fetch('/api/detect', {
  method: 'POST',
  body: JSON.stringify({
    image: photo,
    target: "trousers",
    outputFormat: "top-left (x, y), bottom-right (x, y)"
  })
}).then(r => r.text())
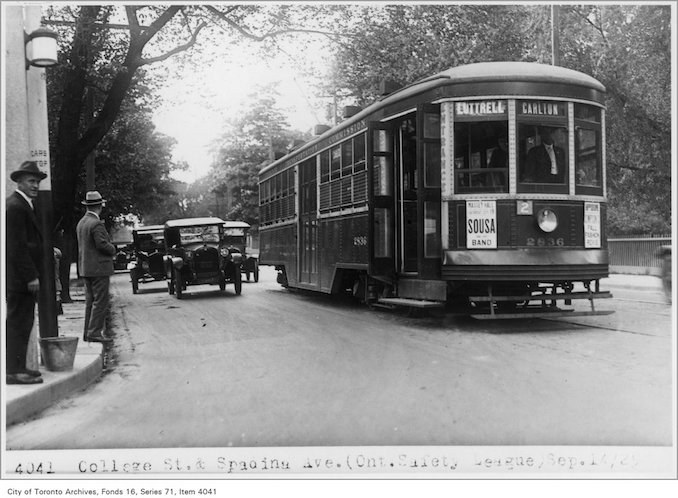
top-left (83, 276), bottom-right (110, 339)
top-left (5, 291), bottom-right (37, 374)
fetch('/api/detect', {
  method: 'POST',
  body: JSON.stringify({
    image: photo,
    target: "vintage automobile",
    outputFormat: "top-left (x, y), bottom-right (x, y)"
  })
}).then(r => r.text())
top-left (128, 225), bottom-right (166, 294)
top-left (114, 244), bottom-right (133, 271)
top-left (163, 217), bottom-right (243, 299)
top-left (223, 220), bottom-right (259, 282)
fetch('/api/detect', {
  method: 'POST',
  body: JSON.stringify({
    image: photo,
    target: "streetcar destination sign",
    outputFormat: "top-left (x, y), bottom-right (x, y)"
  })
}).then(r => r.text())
top-left (455, 100), bottom-right (507, 116)
top-left (518, 100), bottom-right (566, 117)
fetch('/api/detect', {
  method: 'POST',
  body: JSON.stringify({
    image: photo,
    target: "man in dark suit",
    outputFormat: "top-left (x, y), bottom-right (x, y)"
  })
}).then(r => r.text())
top-left (6, 161), bottom-right (47, 385)
top-left (523, 127), bottom-right (566, 183)
top-left (76, 191), bottom-right (116, 343)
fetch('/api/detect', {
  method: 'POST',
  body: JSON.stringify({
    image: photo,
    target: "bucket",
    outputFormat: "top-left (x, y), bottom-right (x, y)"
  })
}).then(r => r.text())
top-left (39, 336), bottom-right (79, 372)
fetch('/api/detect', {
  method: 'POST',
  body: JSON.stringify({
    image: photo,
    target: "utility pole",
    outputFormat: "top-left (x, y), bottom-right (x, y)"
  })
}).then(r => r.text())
top-left (25, 5), bottom-right (59, 339)
top-left (551, 5), bottom-right (561, 66)
top-left (86, 88), bottom-right (96, 190)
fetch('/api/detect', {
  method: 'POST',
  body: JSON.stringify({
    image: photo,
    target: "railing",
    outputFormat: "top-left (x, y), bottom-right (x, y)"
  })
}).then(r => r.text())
top-left (608, 236), bottom-right (671, 275)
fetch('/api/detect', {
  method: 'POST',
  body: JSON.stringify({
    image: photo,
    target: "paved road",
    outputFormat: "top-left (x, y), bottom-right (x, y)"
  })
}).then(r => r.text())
top-left (6, 267), bottom-right (673, 449)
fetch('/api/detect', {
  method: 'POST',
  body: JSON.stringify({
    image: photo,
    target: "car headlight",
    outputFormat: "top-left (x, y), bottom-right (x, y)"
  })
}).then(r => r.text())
top-left (537, 208), bottom-right (558, 233)
top-left (220, 247), bottom-right (230, 257)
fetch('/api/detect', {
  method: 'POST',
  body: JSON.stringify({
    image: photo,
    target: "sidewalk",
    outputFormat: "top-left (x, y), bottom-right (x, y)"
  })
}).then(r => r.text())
top-left (3, 271), bottom-right (667, 427)
top-left (5, 273), bottom-right (105, 427)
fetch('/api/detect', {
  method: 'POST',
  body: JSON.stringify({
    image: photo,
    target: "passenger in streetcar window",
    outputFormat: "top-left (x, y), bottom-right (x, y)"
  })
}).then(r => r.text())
top-left (523, 126), bottom-right (566, 183)
top-left (487, 133), bottom-right (508, 189)
top-left (488, 133), bottom-right (508, 169)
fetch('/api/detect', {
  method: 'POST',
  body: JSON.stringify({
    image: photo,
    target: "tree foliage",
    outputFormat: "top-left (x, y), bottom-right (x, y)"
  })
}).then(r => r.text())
top-left (208, 84), bottom-right (312, 228)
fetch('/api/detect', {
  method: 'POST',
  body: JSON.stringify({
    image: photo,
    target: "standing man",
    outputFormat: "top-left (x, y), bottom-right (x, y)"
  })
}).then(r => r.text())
top-left (6, 161), bottom-right (47, 385)
top-left (76, 191), bottom-right (115, 343)
top-left (522, 127), bottom-right (567, 184)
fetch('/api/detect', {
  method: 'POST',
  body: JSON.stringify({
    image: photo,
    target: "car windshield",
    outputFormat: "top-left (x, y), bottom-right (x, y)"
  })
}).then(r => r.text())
top-left (179, 225), bottom-right (220, 244)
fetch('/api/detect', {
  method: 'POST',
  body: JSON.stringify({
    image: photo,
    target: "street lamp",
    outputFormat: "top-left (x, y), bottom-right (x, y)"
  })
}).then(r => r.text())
top-left (25, 26), bottom-right (58, 68)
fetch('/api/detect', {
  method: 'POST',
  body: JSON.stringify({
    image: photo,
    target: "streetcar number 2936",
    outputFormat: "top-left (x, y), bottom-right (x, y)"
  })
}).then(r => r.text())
top-left (353, 236), bottom-right (368, 246)
top-left (526, 237), bottom-right (565, 246)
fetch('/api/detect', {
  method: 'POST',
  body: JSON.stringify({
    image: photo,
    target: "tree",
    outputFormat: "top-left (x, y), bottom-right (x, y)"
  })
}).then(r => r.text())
top-left (43, 4), bottom-right (346, 297)
top-left (556, 4), bottom-right (672, 234)
top-left (320, 4), bottom-right (528, 107)
top-left (208, 84), bottom-right (311, 228)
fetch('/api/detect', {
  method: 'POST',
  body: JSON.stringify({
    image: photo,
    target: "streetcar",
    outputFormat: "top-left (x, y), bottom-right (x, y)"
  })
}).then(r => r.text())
top-left (258, 61), bottom-right (613, 318)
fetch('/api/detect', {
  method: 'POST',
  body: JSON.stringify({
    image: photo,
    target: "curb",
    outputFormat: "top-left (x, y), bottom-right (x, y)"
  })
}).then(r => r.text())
top-left (6, 351), bottom-right (103, 426)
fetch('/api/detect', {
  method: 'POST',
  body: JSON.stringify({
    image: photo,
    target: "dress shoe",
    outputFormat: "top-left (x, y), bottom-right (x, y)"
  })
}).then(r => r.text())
top-left (87, 334), bottom-right (113, 344)
top-left (22, 368), bottom-right (42, 377)
top-left (7, 373), bottom-right (44, 385)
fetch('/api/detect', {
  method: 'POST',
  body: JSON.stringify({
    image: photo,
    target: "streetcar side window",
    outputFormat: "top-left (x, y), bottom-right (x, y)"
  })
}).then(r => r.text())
top-left (454, 121), bottom-right (509, 193)
top-left (574, 104), bottom-right (603, 195)
top-left (319, 132), bottom-right (369, 212)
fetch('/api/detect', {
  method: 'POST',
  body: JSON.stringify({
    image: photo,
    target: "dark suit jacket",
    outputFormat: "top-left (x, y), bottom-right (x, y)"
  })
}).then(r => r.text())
top-left (523, 144), bottom-right (566, 183)
top-left (6, 191), bottom-right (43, 292)
top-left (76, 212), bottom-right (116, 277)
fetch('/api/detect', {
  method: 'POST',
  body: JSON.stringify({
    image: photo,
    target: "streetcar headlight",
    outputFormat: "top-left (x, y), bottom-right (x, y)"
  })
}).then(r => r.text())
top-left (537, 208), bottom-right (558, 233)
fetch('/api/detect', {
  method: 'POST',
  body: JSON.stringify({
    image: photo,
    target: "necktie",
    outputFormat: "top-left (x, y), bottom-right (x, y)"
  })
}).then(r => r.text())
top-left (546, 145), bottom-right (557, 175)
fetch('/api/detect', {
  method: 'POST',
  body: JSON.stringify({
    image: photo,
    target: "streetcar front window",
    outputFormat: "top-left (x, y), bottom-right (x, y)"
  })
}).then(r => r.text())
top-left (454, 121), bottom-right (509, 193)
top-left (518, 124), bottom-right (569, 192)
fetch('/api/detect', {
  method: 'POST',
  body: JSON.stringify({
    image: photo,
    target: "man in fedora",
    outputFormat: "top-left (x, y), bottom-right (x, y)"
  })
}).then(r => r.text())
top-left (6, 161), bottom-right (47, 384)
top-left (76, 191), bottom-right (116, 343)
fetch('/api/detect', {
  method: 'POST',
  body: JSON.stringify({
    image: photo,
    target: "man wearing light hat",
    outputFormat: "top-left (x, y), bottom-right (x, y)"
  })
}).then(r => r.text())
top-left (76, 191), bottom-right (116, 343)
top-left (6, 161), bottom-right (47, 384)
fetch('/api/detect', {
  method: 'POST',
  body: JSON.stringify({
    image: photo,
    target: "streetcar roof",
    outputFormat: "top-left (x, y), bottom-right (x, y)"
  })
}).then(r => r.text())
top-left (165, 217), bottom-right (225, 228)
top-left (259, 61), bottom-right (605, 178)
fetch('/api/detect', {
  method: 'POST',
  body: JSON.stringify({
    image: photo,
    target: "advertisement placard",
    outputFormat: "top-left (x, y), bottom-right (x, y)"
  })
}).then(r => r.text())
top-left (466, 200), bottom-right (497, 249)
top-left (584, 202), bottom-right (601, 248)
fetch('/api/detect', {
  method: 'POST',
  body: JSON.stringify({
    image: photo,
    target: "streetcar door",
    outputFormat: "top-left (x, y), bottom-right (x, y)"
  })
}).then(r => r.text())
top-left (298, 158), bottom-right (318, 285)
top-left (395, 114), bottom-right (419, 274)
top-left (368, 122), bottom-right (396, 281)
top-left (417, 104), bottom-right (442, 279)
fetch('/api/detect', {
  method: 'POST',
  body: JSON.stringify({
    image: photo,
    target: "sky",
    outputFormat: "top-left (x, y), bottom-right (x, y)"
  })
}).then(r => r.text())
top-left (152, 26), bottom-right (331, 184)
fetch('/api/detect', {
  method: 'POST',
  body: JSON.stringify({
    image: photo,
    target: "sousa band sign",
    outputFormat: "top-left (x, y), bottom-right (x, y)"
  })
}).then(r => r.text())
top-left (466, 200), bottom-right (497, 249)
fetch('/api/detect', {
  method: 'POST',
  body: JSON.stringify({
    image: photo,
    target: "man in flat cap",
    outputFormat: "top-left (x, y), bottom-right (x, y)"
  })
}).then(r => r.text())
top-left (76, 191), bottom-right (116, 343)
top-left (6, 161), bottom-right (47, 384)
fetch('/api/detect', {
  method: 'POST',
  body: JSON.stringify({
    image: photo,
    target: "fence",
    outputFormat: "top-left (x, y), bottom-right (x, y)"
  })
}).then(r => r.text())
top-left (608, 236), bottom-right (671, 275)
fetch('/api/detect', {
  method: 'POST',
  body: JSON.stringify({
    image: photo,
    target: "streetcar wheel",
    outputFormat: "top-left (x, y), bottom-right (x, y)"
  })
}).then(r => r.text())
top-left (174, 268), bottom-right (183, 299)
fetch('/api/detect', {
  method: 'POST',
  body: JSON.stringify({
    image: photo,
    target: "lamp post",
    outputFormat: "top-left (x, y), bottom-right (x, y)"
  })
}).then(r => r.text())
top-left (24, 6), bottom-right (59, 339)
